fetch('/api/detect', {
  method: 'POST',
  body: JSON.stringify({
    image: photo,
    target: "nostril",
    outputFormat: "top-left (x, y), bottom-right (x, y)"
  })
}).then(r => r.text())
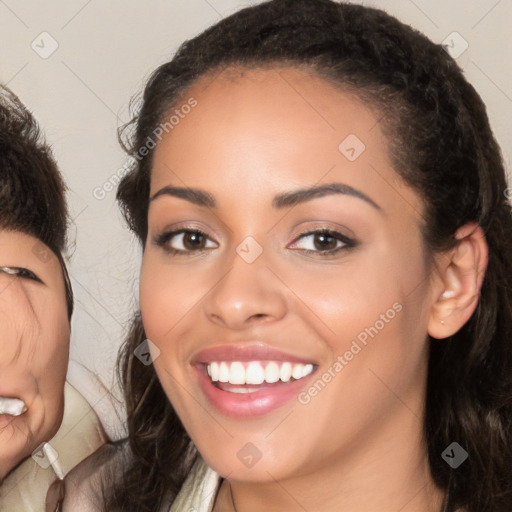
top-left (250, 313), bottom-right (267, 320)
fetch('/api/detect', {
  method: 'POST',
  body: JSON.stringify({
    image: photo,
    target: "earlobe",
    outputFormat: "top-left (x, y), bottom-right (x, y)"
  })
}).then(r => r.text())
top-left (427, 223), bottom-right (488, 340)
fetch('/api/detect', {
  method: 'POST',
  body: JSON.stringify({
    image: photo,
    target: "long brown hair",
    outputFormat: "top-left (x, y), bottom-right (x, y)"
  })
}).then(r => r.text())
top-left (109, 1), bottom-right (512, 510)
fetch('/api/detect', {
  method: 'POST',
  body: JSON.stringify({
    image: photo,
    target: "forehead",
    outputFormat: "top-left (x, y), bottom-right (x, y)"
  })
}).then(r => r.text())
top-left (154, 69), bottom-right (376, 170)
top-left (0, 230), bottom-right (64, 283)
top-left (150, 66), bottom-right (423, 218)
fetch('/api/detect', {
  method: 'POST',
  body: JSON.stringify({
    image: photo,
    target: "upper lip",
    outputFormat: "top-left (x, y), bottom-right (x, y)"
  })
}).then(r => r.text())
top-left (191, 342), bottom-right (317, 365)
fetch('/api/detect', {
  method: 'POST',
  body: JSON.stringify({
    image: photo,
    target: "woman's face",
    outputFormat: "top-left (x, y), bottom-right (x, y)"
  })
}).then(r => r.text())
top-left (0, 231), bottom-right (69, 480)
top-left (141, 67), bottom-right (438, 483)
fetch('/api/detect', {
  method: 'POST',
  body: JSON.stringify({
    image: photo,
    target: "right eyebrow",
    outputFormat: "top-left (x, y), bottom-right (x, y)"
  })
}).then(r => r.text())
top-left (150, 186), bottom-right (216, 208)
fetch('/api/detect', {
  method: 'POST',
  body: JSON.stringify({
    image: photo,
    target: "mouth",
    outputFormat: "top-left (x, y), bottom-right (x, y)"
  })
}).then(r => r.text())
top-left (0, 397), bottom-right (28, 428)
top-left (206, 361), bottom-right (314, 390)
top-left (191, 345), bottom-right (317, 417)
top-left (0, 397), bottom-right (27, 416)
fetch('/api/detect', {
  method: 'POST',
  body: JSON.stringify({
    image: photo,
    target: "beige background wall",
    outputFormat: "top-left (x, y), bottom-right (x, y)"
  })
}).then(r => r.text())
top-left (0, 0), bottom-right (510, 439)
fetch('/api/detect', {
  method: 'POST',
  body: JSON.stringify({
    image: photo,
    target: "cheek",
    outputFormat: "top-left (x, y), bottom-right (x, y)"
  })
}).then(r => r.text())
top-left (37, 317), bottom-right (70, 385)
top-left (140, 252), bottom-right (209, 341)
top-left (278, 250), bottom-right (413, 338)
top-left (140, 255), bottom-right (175, 340)
top-left (285, 239), bottom-right (430, 379)
top-left (24, 297), bottom-right (70, 439)
top-left (31, 295), bottom-right (70, 385)
top-left (140, 260), bottom-right (191, 410)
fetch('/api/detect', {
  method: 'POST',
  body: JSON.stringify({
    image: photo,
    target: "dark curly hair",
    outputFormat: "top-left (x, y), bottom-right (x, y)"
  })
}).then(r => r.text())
top-left (0, 84), bottom-right (73, 317)
top-left (108, 1), bottom-right (512, 510)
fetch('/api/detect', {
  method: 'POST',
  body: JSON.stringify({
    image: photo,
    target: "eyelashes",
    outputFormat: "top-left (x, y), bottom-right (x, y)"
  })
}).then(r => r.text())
top-left (153, 227), bottom-right (356, 258)
top-left (288, 228), bottom-right (356, 254)
top-left (0, 266), bottom-right (43, 283)
top-left (153, 229), bottom-right (215, 255)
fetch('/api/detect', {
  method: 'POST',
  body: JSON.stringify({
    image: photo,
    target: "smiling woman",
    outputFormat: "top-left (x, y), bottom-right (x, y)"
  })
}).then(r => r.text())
top-left (63, 1), bottom-right (512, 511)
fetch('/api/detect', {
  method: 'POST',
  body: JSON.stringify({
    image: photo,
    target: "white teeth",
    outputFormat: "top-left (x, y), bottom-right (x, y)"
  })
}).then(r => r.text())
top-left (302, 364), bottom-right (314, 378)
top-left (206, 361), bottom-right (314, 385)
top-left (246, 362), bottom-right (265, 385)
top-left (219, 362), bottom-right (229, 383)
top-left (226, 387), bottom-right (260, 394)
top-left (229, 362), bottom-right (246, 385)
top-left (210, 362), bottom-right (219, 382)
top-left (280, 362), bottom-right (292, 382)
top-left (265, 362), bottom-right (280, 383)
top-left (0, 397), bottom-right (27, 416)
top-left (292, 364), bottom-right (304, 380)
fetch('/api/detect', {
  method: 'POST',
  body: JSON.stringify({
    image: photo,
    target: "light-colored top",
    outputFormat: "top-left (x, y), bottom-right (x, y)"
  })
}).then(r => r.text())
top-left (0, 382), bottom-right (106, 512)
top-left (169, 458), bottom-right (221, 512)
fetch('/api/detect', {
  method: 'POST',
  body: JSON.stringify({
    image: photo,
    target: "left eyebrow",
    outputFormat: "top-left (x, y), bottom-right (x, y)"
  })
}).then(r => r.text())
top-left (272, 182), bottom-right (381, 211)
top-left (150, 182), bottom-right (381, 211)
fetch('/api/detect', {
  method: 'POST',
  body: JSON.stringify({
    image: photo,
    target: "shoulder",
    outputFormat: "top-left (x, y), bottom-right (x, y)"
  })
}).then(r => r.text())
top-left (169, 458), bottom-right (221, 512)
top-left (49, 442), bottom-right (126, 512)
top-left (1, 381), bottom-right (107, 512)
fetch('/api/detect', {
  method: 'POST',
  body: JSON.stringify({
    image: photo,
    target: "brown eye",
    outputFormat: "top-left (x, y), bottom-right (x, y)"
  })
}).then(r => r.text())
top-left (154, 229), bottom-right (217, 255)
top-left (312, 233), bottom-right (338, 251)
top-left (289, 229), bottom-right (355, 256)
top-left (182, 232), bottom-right (207, 250)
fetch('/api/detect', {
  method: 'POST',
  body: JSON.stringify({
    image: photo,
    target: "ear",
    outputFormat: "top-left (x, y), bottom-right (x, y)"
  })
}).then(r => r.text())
top-left (428, 223), bottom-right (488, 339)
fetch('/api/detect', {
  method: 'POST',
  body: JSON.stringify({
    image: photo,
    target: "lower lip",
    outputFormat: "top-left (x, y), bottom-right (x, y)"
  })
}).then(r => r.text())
top-left (0, 414), bottom-right (21, 428)
top-left (195, 366), bottom-right (314, 418)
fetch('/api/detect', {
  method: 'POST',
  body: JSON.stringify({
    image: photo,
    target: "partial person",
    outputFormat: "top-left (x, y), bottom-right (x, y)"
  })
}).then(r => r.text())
top-left (0, 85), bottom-right (105, 512)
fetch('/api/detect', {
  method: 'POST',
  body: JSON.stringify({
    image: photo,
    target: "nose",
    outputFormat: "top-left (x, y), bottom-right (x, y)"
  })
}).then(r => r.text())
top-left (202, 244), bottom-right (287, 330)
